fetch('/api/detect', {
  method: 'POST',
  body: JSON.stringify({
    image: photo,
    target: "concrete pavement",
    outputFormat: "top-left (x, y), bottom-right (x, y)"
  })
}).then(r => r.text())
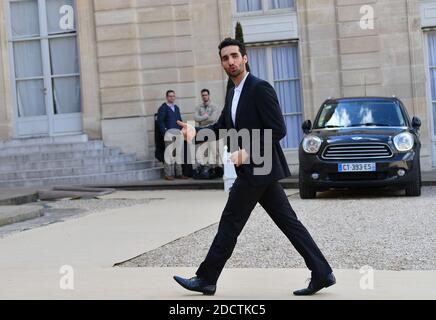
top-left (0, 190), bottom-right (226, 269)
top-left (3, 267), bottom-right (436, 300)
top-left (0, 190), bottom-right (435, 300)
top-left (0, 205), bottom-right (44, 227)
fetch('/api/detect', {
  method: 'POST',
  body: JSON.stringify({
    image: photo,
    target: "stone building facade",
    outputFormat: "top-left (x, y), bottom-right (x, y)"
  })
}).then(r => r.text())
top-left (1, 0), bottom-right (436, 171)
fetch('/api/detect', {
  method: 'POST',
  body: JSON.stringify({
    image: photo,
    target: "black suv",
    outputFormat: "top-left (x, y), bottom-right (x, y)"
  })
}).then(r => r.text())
top-left (298, 97), bottom-right (422, 199)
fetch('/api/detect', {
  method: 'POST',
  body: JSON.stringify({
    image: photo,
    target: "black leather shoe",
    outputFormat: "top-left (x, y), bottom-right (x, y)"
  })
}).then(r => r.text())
top-left (293, 273), bottom-right (336, 296)
top-left (173, 276), bottom-right (216, 295)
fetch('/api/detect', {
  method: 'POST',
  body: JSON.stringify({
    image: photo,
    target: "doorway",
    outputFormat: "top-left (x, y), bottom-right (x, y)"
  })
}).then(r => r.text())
top-left (6, 0), bottom-right (82, 137)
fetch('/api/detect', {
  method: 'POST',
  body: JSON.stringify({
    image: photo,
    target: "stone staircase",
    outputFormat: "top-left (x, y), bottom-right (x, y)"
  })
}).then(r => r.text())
top-left (0, 134), bottom-right (163, 188)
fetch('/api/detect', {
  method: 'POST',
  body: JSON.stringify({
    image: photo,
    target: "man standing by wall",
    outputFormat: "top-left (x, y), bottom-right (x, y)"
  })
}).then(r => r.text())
top-left (157, 90), bottom-right (188, 181)
top-left (194, 89), bottom-right (221, 176)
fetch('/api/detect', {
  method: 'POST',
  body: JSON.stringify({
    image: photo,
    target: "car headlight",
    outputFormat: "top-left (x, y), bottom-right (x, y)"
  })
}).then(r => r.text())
top-left (302, 135), bottom-right (322, 154)
top-left (393, 132), bottom-right (414, 152)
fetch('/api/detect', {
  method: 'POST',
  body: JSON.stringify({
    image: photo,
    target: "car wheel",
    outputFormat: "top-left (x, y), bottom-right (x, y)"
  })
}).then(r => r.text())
top-left (405, 163), bottom-right (421, 197)
top-left (299, 172), bottom-right (317, 199)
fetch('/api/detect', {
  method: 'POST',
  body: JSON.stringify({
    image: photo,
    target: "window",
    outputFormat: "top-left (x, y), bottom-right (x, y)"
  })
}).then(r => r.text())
top-left (268, 0), bottom-right (294, 9)
top-left (8, 0), bottom-right (80, 118)
top-left (236, 0), bottom-right (262, 12)
top-left (316, 101), bottom-right (407, 129)
top-left (248, 44), bottom-right (303, 149)
top-left (236, 0), bottom-right (294, 12)
top-left (428, 32), bottom-right (436, 136)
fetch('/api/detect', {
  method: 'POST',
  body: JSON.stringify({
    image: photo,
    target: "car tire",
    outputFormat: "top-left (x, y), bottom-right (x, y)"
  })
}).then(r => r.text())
top-left (299, 172), bottom-right (317, 199)
top-left (405, 163), bottom-right (421, 197)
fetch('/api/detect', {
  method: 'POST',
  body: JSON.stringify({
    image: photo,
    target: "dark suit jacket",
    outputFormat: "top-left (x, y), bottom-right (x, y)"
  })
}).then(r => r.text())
top-left (198, 73), bottom-right (291, 186)
top-left (157, 103), bottom-right (183, 134)
top-left (154, 113), bottom-right (165, 163)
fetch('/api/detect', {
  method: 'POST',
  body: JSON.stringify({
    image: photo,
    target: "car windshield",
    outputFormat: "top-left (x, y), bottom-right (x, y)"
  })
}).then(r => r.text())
top-left (316, 100), bottom-right (407, 128)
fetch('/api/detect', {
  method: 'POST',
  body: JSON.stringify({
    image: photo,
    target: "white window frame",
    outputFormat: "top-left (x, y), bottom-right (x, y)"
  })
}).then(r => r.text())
top-left (5, 0), bottom-right (82, 137)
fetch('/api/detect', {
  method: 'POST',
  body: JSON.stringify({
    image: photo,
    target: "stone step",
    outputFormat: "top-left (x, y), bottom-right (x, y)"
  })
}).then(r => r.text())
top-left (0, 161), bottom-right (157, 180)
top-left (0, 154), bottom-right (137, 172)
top-left (0, 147), bottom-right (123, 163)
top-left (0, 134), bottom-right (88, 148)
top-left (0, 167), bottom-right (163, 188)
top-left (0, 141), bottom-right (104, 156)
top-left (0, 205), bottom-right (44, 227)
top-left (0, 189), bottom-right (39, 206)
top-left (38, 186), bottom-right (116, 201)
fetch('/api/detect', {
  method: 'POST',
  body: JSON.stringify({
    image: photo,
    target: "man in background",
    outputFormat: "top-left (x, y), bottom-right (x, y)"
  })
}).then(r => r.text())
top-left (194, 89), bottom-right (222, 178)
top-left (157, 90), bottom-right (188, 181)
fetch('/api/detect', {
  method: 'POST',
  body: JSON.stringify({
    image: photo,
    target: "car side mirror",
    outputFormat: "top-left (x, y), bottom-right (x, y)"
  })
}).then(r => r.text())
top-left (412, 117), bottom-right (421, 130)
top-left (302, 120), bottom-right (312, 134)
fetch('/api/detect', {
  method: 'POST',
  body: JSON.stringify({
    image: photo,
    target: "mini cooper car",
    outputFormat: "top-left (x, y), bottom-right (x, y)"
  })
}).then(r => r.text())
top-left (298, 97), bottom-right (422, 199)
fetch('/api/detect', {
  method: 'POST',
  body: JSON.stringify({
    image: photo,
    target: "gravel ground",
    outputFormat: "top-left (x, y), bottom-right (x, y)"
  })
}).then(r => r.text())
top-left (119, 187), bottom-right (436, 271)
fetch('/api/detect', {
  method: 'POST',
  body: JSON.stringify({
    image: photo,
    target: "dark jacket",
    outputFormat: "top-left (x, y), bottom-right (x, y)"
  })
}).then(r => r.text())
top-left (154, 113), bottom-right (165, 163)
top-left (157, 103), bottom-right (183, 134)
top-left (197, 73), bottom-right (291, 187)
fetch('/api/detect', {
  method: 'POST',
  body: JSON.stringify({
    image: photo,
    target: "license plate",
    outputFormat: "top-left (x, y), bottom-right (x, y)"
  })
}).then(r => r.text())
top-left (338, 163), bottom-right (376, 172)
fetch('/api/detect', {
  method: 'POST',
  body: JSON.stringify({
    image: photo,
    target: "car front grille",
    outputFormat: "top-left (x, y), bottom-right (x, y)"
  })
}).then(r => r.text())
top-left (322, 143), bottom-right (393, 160)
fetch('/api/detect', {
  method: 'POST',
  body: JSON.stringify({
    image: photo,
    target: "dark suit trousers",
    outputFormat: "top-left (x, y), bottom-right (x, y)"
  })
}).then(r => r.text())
top-left (196, 177), bottom-right (333, 284)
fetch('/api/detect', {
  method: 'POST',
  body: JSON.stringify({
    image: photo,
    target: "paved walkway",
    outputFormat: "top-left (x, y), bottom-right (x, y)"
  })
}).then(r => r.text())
top-left (0, 190), bottom-right (435, 299)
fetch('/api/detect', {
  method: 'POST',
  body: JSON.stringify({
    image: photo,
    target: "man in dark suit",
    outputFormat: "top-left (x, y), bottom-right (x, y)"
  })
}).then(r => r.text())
top-left (174, 38), bottom-right (335, 296)
top-left (157, 90), bottom-right (188, 181)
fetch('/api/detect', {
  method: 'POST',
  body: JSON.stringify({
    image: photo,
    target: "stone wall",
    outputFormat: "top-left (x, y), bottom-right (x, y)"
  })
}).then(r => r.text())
top-left (297, 0), bottom-right (432, 170)
top-left (94, 0), bottom-right (230, 160)
top-left (0, 0), bottom-right (434, 168)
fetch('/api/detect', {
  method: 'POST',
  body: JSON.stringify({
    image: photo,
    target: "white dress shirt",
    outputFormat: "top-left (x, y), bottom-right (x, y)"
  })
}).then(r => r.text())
top-left (231, 72), bottom-right (250, 126)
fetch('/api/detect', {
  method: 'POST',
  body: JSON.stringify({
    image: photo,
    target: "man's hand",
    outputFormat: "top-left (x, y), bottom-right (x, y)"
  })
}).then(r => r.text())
top-left (230, 149), bottom-right (249, 167)
top-left (177, 121), bottom-right (196, 142)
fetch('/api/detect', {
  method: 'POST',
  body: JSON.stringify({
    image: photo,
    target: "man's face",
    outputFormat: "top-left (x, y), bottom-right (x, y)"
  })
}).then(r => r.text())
top-left (220, 45), bottom-right (248, 78)
top-left (167, 92), bottom-right (176, 104)
top-left (201, 92), bottom-right (210, 103)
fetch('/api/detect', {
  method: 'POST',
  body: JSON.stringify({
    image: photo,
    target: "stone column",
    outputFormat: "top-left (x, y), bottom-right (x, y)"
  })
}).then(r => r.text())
top-left (0, 0), bottom-right (13, 140)
top-left (76, 0), bottom-right (103, 140)
top-left (297, 0), bottom-right (342, 120)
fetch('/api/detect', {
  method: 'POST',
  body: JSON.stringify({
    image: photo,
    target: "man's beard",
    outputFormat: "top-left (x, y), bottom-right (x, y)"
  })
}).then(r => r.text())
top-left (226, 69), bottom-right (242, 79)
top-left (226, 69), bottom-right (241, 78)
top-left (226, 62), bottom-right (245, 79)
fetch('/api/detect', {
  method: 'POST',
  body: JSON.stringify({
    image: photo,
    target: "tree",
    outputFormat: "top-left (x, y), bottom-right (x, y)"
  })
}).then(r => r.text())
top-left (226, 22), bottom-right (250, 92)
